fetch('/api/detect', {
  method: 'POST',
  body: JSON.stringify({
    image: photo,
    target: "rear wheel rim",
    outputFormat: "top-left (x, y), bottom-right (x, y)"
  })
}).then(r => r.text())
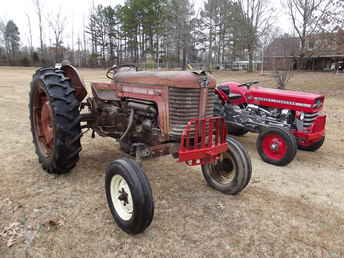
top-left (32, 85), bottom-right (54, 157)
top-left (208, 152), bottom-right (237, 185)
top-left (261, 133), bottom-right (287, 161)
top-left (110, 175), bottom-right (134, 221)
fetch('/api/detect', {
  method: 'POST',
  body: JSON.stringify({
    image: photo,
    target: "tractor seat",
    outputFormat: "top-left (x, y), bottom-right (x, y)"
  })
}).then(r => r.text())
top-left (217, 85), bottom-right (230, 94)
top-left (217, 85), bottom-right (242, 100)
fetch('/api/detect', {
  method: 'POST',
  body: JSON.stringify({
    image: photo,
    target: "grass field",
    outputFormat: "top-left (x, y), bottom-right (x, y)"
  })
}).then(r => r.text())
top-left (0, 67), bottom-right (344, 257)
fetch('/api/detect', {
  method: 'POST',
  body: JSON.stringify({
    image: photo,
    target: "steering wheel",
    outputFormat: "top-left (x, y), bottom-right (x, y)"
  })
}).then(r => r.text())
top-left (106, 64), bottom-right (138, 80)
top-left (238, 81), bottom-right (259, 88)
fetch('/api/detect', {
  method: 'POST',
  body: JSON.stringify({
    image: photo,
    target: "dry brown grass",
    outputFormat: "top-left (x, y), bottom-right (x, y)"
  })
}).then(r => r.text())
top-left (0, 67), bottom-right (344, 257)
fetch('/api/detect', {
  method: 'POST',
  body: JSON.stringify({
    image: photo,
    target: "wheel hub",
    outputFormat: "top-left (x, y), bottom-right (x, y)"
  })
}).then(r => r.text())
top-left (118, 188), bottom-right (129, 206)
top-left (209, 152), bottom-right (236, 184)
top-left (270, 142), bottom-right (280, 152)
top-left (110, 175), bottom-right (133, 221)
top-left (262, 133), bottom-right (288, 161)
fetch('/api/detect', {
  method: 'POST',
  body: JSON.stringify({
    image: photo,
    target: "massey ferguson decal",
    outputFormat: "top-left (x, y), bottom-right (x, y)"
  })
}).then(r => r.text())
top-left (122, 86), bottom-right (161, 96)
top-left (254, 97), bottom-right (312, 108)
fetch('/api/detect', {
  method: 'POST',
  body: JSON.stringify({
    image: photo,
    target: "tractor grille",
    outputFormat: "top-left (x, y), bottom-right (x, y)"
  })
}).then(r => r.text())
top-left (169, 88), bottom-right (215, 136)
top-left (304, 112), bottom-right (319, 127)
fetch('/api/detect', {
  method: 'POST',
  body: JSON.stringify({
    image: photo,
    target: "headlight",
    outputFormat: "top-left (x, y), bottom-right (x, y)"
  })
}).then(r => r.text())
top-left (296, 111), bottom-right (304, 120)
top-left (313, 99), bottom-right (322, 108)
top-left (300, 112), bottom-right (304, 120)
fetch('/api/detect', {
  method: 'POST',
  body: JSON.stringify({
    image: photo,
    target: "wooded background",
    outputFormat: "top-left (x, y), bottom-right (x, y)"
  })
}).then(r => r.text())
top-left (0, 0), bottom-right (343, 71)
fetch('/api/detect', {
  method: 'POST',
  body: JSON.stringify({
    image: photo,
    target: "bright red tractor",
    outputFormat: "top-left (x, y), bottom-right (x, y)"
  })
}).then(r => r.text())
top-left (29, 64), bottom-right (252, 234)
top-left (215, 81), bottom-right (326, 166)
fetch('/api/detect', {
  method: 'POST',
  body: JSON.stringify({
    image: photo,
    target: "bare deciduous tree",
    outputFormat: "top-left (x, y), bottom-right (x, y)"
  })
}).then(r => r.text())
top-left (260, 26), bottom-right (282, 74)
top-left (48, 8), bottom-right (66, 62)
top-left (33, 0), bottom-right (44, 56)
top-left (285, 0), bottom-right (334, 67)
top-left (237, 0), bottom-right (274, 72)
top-left (26, 13), bottom-right (33, 55)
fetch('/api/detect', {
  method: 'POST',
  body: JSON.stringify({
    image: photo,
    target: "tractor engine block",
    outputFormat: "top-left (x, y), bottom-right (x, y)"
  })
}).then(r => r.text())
top-left (222, 102), bottom-right (294, 131)
top-left (91, 98), bottom-right (159, 148)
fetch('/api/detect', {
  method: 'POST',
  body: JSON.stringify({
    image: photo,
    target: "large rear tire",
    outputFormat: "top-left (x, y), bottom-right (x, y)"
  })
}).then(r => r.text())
top-left (105, 158), bottom-right (154, 234)
top-left (298, 136), bottom-right (325, 151)
top-left (257, 127), bottom-right (297, 166)
top-left (29, 68), bottom-right (82, 174)
top-left (201, 137), bottom-right (252, 195)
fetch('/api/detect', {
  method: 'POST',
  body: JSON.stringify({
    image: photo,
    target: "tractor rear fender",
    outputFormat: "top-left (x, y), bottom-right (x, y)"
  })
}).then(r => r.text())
top-left (61, 65), bottom-right (88, 102)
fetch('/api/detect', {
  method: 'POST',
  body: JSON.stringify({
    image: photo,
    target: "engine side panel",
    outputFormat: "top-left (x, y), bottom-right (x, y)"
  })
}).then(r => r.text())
top-left (91, 82), bottom-right (170, 139)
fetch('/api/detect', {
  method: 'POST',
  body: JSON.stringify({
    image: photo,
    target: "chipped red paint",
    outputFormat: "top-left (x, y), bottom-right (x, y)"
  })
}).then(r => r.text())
top-left (90, 70), bottom-right (227, 165)
top-left (91, 71), bottom-right (216, 137)
top-left (113, 71), bottom-right (216, 89)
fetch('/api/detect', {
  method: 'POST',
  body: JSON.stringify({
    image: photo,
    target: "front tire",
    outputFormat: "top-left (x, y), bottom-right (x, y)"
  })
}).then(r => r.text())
top-left (298, 136), bottom-right (325, 151)
top-left (201, 137), bottom-right (252, 195)
top-left (257, 127), bottom-right (297, 166)
top-left (29, 68), bottom-right (82, 174)
top-left (105, 158), bottom-right (154, 234)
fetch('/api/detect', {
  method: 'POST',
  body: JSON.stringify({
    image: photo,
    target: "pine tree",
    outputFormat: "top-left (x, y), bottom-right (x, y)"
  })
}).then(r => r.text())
top-left (4, 20), bottom-right (20, 63)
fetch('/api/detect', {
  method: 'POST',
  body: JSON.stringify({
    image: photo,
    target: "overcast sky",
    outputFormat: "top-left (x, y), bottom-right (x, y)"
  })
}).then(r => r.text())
top-left (0, 0), bottom-right (292, 48)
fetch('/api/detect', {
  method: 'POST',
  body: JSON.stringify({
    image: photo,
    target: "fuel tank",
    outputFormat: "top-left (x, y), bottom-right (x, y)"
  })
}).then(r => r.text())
top-left (113, 71), bottom-right (216, 89)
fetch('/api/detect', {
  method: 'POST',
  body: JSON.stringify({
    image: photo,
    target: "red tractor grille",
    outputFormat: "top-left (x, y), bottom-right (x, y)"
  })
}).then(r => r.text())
top-left (303, 112), bottom-right (319, 128)
top-left (178, 117), bottom-right (228, 166)
top-left (312, 115), bottom-right (326, 133)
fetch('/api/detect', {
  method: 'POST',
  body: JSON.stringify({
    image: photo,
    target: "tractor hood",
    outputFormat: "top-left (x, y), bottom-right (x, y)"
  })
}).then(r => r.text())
top-left (248, 87), bottom-right (325, 112)
top-left (113, 71), bottom-right (216, 89)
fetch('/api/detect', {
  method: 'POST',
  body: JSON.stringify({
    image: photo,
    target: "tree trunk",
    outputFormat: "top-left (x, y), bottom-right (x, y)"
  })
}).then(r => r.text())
top-left (248, 48), bottom-right (253, 72)
top-left (208, 28), bottom-right (213, 70)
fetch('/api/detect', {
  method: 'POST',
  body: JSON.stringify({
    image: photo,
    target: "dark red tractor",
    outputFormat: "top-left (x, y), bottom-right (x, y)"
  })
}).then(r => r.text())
top-left (29, 64), bottom-right (251, 234)
top-left (214, 81), bottom-right (326, 166)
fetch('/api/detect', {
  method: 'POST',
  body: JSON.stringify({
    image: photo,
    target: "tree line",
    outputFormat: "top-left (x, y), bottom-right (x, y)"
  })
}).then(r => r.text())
top-left (0, 0), bottom-right (343, 71)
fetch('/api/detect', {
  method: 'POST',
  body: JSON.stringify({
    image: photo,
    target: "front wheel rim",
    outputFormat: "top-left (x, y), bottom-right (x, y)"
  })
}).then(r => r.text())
top-left (110, 175), bottom-right (134, 221)
top-left (208, 152), bottom-right (237, 185)
top-left (261, 133), bottom-right (287, 161)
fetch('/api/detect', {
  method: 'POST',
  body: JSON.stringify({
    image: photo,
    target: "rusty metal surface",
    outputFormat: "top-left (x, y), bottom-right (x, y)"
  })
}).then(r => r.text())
top-left (113, 71), bottom-right (216, 89)
top-left (169, 88), bottom-right (215, 136)
top-left (90, 70), bottom-right (217, 140)
top-left (91, 83), bottom-right (119, 101)
top-left (116, 84), bottom-right (171, 137)
top-left (62, 65), bottom-right (88, 101)
top-left (149, 143), bottom-right (176, 157)
top-left (32, 84), bottom-right (54, 155)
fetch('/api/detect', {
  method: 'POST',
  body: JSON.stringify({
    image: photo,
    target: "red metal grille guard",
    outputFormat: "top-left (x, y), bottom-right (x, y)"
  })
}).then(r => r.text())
top-left (178, 117), bottom-right (228, 166)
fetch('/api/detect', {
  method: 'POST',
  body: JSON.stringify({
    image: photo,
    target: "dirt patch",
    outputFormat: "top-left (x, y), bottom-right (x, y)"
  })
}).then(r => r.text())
top-left (0, 67), bottom-right (344, 257)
